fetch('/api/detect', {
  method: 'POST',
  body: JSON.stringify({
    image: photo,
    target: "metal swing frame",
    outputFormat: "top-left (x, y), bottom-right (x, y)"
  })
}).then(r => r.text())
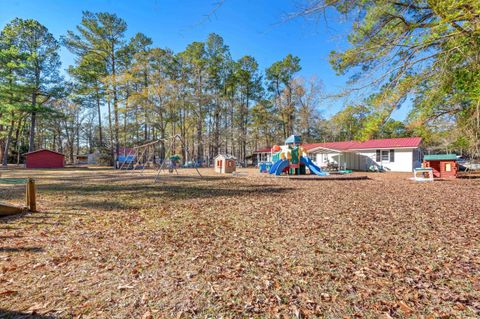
top-left (118, 134), bottom-right (202, 181)
top-left (154, 134), bottom-right (202, 182)
top-left (119, 140), bottom-right (159, 173)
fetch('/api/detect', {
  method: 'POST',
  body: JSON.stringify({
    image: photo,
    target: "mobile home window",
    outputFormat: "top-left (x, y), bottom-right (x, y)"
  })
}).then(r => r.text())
top-left (317, 154), bottom-right (327, 163)
top-left (376, 150), bottom-right (381, 162)
top-left (389, 149), bottom-right (395, 162)
top-left (381, 150), bottom-right (389, 161)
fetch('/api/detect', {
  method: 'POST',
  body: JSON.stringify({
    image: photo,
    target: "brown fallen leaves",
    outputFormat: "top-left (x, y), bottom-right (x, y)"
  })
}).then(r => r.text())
top-left (0, 168), bottom-right (479, 318)
top-left (398, 300), bottom-right (414, 315)
top-left (0, 290), bottom-right (17, 296)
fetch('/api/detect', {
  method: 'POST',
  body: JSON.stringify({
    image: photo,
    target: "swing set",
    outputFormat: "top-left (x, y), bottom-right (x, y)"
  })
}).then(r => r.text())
top-left (118, 134), bottom-right (202, 181)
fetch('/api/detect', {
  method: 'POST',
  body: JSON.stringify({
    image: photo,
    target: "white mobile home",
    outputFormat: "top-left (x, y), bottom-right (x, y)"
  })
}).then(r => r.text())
top-left (304, 137), bottom-right (423, 172)
top-left (251, 147), bottom-right (272, 166)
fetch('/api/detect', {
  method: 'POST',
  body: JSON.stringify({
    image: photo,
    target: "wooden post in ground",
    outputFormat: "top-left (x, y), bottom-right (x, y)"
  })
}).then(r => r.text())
top-left (25, 179), bottom-right (29, 210)
top-left (26, 178), bottom-right (36, 212)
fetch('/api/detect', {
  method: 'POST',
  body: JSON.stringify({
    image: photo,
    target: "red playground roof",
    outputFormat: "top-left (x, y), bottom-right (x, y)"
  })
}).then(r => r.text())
top-left (253, 147), bottom-right (272, 153)
top-left (303, 141), bottom-right (359, 151)
top-left (350, 137), bottom-right (422, 149)
top-left (254, 137), bottom-right (422, 154)
top-left (305, 137), bottom-right (422, 151)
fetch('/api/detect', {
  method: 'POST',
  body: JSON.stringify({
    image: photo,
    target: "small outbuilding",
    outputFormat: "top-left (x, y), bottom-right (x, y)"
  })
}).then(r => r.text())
top-left (214, 154), bottom-right (236, 174)
top-left (423, 154), bottom-right (457, 178)
top-left (24, 149), bottom-right (65, 169)
top-left (87, 153), bottom-right (98, 165)
top-left (74, 155), bottom-right (89, 165)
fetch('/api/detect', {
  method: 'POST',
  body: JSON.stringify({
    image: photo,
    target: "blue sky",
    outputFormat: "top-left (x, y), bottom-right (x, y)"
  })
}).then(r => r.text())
top-left (0, 0), bottom-right (409, 119)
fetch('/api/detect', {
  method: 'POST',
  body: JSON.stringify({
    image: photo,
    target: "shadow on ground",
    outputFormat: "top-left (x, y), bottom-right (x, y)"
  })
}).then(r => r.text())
top-left (458, 175), bottom-right (480, 179)
top-left (1, 170), bottom-right (295, 220)
top-left (43, 180), bottom-right (293, 198)
top-left (0, 309), bottom-right (57, 319)
top-left (58, 183), bottom-right (295, 211)
top-left (0, 247), bottom-right (44, 253)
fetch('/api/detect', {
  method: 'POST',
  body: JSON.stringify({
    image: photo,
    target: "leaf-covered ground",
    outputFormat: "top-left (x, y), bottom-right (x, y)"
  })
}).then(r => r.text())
top-left (0, 168), bottom-right (479, 318)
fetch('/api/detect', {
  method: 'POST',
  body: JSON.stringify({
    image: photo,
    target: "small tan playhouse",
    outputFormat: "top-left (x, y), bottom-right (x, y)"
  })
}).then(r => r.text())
top-left (215, 154), bottom-right (236, 174)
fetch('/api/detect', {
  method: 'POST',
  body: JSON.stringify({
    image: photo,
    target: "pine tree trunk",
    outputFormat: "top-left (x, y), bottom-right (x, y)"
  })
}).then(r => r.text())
top-left (28, 111), bottom-right (36, 152)
top-left (124, 89), bottom-right (129, 148)
top-left (2, 116), bottom-right (15, 166)
top-left (16, 118), bottom-right (26, 166)
top-left (29, 68), bottom-right (40, 152)
top-left (111, 52), bottom-right (120, 158)
top-left (96, 89), bottom-right (103, 146)
top-left (196, 75), bottom-right (203, 163)
top-left (107, 98), bottom-right (114, 154)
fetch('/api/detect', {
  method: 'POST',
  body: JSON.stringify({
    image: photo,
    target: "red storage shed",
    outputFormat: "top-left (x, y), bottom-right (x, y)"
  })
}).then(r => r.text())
top-left (423, 154), bottom-right (457, 178)
top-left (24, 149), bottom-right (65, 169)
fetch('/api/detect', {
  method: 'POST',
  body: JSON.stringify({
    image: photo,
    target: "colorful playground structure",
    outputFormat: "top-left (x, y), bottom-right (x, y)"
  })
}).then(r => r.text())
top-left (260, 135), bottom-right (328, 176)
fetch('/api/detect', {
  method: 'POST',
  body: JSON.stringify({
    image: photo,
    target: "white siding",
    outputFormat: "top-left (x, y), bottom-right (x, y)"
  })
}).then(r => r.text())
top-left (353, 149), bottom-right (413, 172)
top-left (310, 148), bottom-right (419, 172)
top-left (315, 153), bottom-right (329, 167)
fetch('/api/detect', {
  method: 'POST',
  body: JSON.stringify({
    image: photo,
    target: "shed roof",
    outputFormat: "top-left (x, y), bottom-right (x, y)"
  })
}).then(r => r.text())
top-left (424, 154), bottom-right (457, 161)
top-left (23, 149), bottom-right (65, 157)
top-left (215, 154), bottom-right (236, 160)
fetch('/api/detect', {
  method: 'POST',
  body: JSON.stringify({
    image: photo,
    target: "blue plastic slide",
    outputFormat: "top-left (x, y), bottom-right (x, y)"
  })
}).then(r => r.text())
top-left (274, 160), bottom-right (290, 176)
top-left (300, 156), bottom-right (328, 176)
top-left (268, 160), bottom-right (284, 174)
top-left (269, 159), bottom-right (281, 174)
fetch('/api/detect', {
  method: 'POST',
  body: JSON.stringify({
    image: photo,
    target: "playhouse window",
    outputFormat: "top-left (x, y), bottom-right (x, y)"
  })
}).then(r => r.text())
top-left (445, 163), bottom-right (451, 171)
top-left (389, 149), bottom-right (395, 162)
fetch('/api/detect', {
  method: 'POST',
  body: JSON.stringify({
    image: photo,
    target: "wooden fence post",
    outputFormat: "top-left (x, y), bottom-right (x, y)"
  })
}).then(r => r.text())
top-left (25, 180), bottom-right (29, 209)
top-left (26, 178), bottom-right (36, 212)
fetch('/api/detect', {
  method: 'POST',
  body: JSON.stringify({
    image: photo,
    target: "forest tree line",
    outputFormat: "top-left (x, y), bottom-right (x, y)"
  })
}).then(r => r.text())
top-left (1, 5), bottom-right (478, 166)
top-left (295, 0), bottom-right (479, 157)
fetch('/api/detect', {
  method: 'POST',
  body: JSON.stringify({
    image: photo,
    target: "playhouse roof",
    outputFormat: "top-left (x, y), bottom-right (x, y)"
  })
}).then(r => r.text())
top-left (424, 154), bottom-right (457, 161)
top-left (215, 154), bottom-right (236, 160)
